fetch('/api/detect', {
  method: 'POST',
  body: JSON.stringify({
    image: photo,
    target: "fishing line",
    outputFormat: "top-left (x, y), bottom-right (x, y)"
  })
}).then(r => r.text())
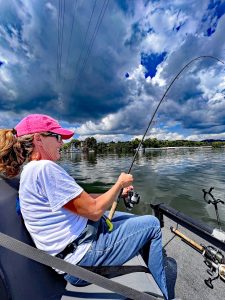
top-left (75, 0), bottom-right (109, 83)
top-left (57, 0), bottom-right (65, 82)
top-left (64, 0), bottom-right (78, 73)
top-left (108, 55), bottom-right (225, 221)
top-left (74, 0), bottom-right (98, 81)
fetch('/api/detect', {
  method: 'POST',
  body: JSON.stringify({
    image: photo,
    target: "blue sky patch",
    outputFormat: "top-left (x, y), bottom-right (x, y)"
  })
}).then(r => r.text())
top-left (173, 21), bottom-right (185, 32)
top-left (204, 0), bottom-right (225, 36)
top-left (115, 0), bottom-right (135, 15)
top-left (141, 52), bottom-right (167, 78)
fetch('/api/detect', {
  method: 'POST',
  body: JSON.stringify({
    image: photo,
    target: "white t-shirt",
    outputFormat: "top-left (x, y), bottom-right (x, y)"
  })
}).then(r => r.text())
top-left (19, 160), bottom-right (91, 273)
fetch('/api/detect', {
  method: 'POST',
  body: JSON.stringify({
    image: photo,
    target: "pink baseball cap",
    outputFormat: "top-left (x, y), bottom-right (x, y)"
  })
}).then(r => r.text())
top-left (15, 114), bottom-right (74, 140)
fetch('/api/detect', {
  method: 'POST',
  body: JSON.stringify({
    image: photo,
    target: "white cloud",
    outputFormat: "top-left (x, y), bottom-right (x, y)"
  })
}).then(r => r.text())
top-left (133, 127), bottom-right (184, 141)
top-left (79, 133), bottom-right (131, 143)
top-left (0, 0), bottom-right (225, 141)
top-left (186, 132), bottom-right (225, 141)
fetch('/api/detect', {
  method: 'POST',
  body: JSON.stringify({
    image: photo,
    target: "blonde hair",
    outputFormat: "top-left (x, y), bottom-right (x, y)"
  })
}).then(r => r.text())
top-left (0, 129), bottom-right (34, 178)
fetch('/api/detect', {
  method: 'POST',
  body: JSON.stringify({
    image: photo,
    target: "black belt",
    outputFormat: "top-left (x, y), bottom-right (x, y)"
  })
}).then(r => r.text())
top-left (56, 219), bottom-right (100, 260)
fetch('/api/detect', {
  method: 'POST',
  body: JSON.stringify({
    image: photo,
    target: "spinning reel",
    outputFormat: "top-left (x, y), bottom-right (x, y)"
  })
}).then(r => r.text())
top-left (123, 190), bottom-right (140, 210)
top-left (203, 245), bottom-right (225, 288)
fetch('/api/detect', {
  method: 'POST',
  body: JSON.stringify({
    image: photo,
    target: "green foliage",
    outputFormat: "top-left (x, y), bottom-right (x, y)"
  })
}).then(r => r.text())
top-left (62, 138), bottom-right (80, 151)
top-left (212, 142), bottom-right (223, 148)
top-left (62, 137), bottom-right (222, 153)
top-left (83, 137), bottom-right (97, 150)
top-left (97, 142), bottom-right (107, 152)
top-left (71, 139), bottom-right (81, 147)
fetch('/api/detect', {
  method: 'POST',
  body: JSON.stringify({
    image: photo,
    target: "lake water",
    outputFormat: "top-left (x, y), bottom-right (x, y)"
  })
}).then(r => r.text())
top-left (59, 148), bottom-right (225, 230)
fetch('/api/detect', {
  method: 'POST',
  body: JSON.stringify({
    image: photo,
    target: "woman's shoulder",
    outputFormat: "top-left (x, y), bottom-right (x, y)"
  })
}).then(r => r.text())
top-left (38, 160), bottom-right (58, 167)
top-left (36, 160), bottom-right (63, 173)
top-left (23, 160), bottom-right (59, 173)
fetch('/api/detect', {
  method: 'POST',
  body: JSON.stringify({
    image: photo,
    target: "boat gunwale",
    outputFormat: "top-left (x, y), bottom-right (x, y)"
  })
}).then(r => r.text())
top-left (151, 203), bottom-right (225, 252)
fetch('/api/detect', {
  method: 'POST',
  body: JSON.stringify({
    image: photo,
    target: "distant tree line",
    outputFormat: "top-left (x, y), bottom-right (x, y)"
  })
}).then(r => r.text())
top-left (62, 137), bottom-right (225, 153)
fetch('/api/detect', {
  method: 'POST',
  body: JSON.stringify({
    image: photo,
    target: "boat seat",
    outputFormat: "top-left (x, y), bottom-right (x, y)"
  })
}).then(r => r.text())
top-left (0, 177), bottom-right (66, 300)
top-left (0, 178), bottom-right (163, 300)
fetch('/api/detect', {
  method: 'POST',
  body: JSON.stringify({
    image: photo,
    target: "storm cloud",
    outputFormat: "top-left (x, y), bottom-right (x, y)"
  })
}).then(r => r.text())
top-left (0, 0), bottom-right (225, 141)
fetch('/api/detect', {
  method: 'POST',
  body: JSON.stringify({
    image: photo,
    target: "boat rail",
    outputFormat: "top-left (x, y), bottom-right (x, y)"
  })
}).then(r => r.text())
top-left (151, 203), bottom-right (225, 252)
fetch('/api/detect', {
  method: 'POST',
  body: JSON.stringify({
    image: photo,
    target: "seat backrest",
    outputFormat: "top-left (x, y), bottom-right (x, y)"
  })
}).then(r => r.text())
top-left (0, 178), bottom-right (66, 300)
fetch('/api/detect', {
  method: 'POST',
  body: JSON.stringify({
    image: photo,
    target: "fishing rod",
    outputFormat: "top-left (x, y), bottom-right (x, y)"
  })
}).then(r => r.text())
top-left (171, 226), bottom-right (225, 288)
top-left (107, 55), bottom-right (225, 225)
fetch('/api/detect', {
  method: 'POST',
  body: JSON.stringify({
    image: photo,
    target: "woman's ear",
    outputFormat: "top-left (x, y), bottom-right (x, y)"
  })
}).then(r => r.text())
top-left (33, 133), bottom-right (42, 146)
top-left (31, 134), bottom-right (42, 160)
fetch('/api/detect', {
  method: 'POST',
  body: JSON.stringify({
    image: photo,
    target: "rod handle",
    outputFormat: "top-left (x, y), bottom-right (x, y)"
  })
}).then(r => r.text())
top-left (171, 227), bottom-right (204, 252)
top-left (108, 188), bottom-right (123, 221)
top-left (108, 201), bottom-right (118, 221)
top-left (102, 215), bottom-right (114, 231)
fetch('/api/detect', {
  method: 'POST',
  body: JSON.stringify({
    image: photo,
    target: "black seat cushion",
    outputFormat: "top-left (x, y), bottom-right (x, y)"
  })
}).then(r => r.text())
top-left (0, 178), bottom-right (66, 300)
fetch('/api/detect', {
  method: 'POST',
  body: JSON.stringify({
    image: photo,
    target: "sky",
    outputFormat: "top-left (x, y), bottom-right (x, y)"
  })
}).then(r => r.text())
top-left (0, 0), bottom-right (225, 142)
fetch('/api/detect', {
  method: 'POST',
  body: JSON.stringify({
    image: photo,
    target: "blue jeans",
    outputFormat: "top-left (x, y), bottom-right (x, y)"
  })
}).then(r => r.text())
top-left (64, 212), bottom-right (168, 300)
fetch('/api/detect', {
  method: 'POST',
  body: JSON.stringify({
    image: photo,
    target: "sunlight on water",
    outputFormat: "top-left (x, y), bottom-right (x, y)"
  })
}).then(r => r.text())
top-left (59, 148), bottom-right (225, 230)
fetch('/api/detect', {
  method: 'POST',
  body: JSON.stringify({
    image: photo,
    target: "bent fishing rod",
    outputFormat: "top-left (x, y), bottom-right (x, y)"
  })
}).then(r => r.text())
top-left (106, 55), bottom-right (225, 226)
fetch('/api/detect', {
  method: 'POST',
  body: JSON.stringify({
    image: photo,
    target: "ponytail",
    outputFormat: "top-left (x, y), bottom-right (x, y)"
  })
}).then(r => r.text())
top-left (0, 129), bottom-right (34, 178)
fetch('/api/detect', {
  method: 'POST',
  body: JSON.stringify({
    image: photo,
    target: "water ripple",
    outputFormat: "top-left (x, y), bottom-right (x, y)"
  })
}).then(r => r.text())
top-left (59, 148), bottom-right (225, 229)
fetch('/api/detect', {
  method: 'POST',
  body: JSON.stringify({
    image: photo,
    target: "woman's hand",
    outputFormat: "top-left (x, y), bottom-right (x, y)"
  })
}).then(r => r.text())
top-left (117, 172), bottom-right (133, 189)
top-left (122, 185), bottom-right (134, 198)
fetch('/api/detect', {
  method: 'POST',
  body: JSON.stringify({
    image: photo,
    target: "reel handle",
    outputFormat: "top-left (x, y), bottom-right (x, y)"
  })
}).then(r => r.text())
top-left (204, 278), bottom-right (214, 289)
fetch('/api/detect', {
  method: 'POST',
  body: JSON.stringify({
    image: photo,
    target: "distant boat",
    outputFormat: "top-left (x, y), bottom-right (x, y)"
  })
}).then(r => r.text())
top-left (135, 145), bottom-right (145, 152)
top-left (64, 148), bottom-right (81, 153)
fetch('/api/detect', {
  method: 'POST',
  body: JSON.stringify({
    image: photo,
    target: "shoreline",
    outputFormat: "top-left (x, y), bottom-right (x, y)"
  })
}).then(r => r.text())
top-left (63, 145), bottom-right (225, 154)
top-left (144, 146), bottom-right (213, 150)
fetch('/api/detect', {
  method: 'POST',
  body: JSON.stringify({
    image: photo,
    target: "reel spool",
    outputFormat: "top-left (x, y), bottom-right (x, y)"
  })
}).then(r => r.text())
top-left (123, 190), bottom-right (140, 210)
